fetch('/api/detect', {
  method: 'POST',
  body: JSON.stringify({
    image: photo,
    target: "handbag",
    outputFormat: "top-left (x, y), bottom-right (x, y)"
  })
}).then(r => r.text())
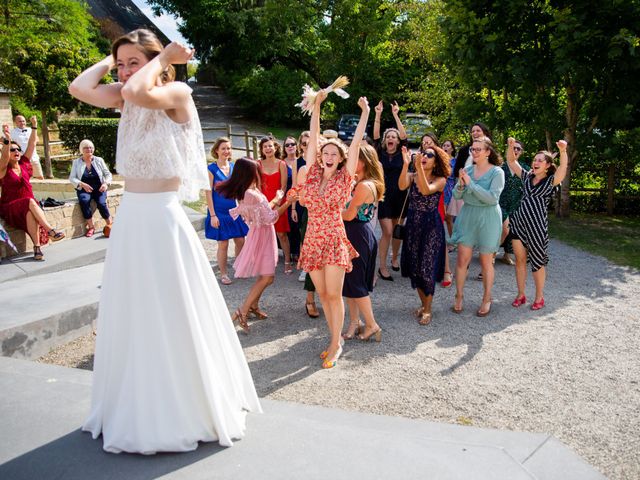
top-left (392, 189), bottom-right (410, 240)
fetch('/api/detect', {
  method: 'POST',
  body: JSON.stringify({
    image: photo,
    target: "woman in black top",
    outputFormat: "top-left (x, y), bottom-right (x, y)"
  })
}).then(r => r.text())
top-left (372, 100), bottom-right (408, 280)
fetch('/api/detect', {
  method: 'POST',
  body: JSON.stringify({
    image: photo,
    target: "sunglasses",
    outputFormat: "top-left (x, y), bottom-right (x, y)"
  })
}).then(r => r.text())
top-left (424, 152), bottom-right (435, 158)
top-left (513, 146), bottom-right (523, 152)
top-left (284, 143), bottom-right (296, 148)
top-left (10, 147), bottom-right (21, 152)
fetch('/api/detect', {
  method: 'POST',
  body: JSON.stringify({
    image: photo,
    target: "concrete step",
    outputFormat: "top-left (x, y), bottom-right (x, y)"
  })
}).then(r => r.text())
top-left (0, 263), bottom-right (103, 359)
top-left (0, 357), bottom-right (605, 480)
top-left (0, 205), bottom-right (204, 284)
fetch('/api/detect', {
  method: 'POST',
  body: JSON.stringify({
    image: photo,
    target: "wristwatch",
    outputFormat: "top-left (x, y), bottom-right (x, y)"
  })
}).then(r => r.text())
top-left (2, 138), bottom-right (9, 145)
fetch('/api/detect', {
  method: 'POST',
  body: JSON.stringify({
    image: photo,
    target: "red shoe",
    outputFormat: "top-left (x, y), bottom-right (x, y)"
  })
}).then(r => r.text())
top-left (531, 298), bottom-right (545, 310)
top-left (85, 227), bottom-right (95, 238)
top-left (511, 295), bottom-right (526, 307)
top-left (441, 271), bottom-right (453, 288)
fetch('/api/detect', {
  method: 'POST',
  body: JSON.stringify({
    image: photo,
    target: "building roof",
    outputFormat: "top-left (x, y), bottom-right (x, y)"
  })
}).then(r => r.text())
top-left (84, 0), bottom-right (171, 44)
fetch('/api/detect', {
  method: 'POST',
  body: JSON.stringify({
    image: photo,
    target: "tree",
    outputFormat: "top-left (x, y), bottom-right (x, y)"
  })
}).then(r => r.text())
top-left (0, 0), bottom-right (104, 177)
top-left (439, 0), bottom-right (640, 216)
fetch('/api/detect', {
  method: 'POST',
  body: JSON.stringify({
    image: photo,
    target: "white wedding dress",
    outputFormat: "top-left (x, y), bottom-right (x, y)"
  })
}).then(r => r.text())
top-left (82, 92), bottom-right (262, 454)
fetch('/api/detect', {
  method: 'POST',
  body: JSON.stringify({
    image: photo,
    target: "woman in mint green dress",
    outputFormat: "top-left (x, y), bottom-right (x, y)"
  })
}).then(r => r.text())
top-left (450, 138), bottom-right (504, 317)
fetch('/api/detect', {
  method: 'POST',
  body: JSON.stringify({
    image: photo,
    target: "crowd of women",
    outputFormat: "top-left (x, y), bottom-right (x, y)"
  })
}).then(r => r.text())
top-left (204, 95), bottom-right (568, 367)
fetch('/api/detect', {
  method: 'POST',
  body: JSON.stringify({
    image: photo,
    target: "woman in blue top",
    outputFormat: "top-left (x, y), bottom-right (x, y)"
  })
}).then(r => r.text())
top-left (205, 137), bottom-right (249, 285)
top-left (450, 138), bottom-right (505, 317)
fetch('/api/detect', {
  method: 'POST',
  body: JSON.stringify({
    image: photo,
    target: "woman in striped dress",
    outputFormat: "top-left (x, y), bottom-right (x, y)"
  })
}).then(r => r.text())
top-left (507, 138), bottom-right (568, 310)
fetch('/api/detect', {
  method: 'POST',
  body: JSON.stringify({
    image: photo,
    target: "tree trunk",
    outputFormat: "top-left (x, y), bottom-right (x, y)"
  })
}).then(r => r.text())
top-left (40, 109), bottom-right (52, 178)
top-left (545, 129), bottom-right (552, 152)
top-left (607, 164), bottom-right (615, 215)
top-left (559, 85), bottom-right (579, 218)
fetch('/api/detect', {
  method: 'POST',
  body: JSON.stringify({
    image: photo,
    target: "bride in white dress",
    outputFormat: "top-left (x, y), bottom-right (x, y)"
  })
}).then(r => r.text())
top-left (69, 29), bottom-right (261, 454)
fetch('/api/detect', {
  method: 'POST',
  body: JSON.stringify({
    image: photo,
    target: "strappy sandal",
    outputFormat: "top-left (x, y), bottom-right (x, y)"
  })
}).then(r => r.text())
top-left (231, 309), bottom-right (250, 334)
top-left (248, 305), bottom-right (268, 319)
top-left (451, 293), bottom-right (464, 314)
top-left (85, 227), bottom-right (95, 238)
top-left (342, 320), bottom-right (363, 340)
top-left (476, 299), bottom-right (492, 317)
top-left (47, 229), bottom-right (65, 242)
top-left (220, 274), bottom-right (233, 285)
top-left (358, 326), bottom-right (382, 342)
top-left (284, 262), bottom-right (293, 274)
top-left (33, 246), bottom-right (44, 261)
top-left (418, 312), bottom-right (432, 326)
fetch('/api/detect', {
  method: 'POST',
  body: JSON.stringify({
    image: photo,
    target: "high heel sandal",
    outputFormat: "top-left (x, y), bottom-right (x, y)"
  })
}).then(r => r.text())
top-left (284, 262), bottom-right (293, 274)
top-left (320, 339), bottom-right (343, 360)
top-left (418, 312), bottom-right (432, 326)
top-left (248, 306), bottom-right (268, 319)
top-left (33, 246), bottom-right (44, 261)
top-left (441, 271), bottom-right (453, 288)
top-left (358, 326), bottom-right (382, 342)
top-left (512, 295), bottom-right (526, 308)
top-left (531, 297), bottom-right (545, 310)
top-left (47, 229), bottom-right (65, 242)
top-left (391, 258), bottom-right (400, 272)
top-left (476, 299), bottom-right (492, 317)
top-left (322, 344), bottom-right (343, 369)
top-left (305, 301), bottom-right (320, 318)
top-left (342, 320), bottom-right (363, 340)
top-left (231, 309), bottom-right (250, 334)
top-left (451, 294), bottom-right (464, 314)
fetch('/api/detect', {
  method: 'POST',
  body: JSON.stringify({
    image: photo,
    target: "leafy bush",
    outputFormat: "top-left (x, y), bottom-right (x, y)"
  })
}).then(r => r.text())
top-left (58, 118), bottom-right (119, 170)
top-left (229, 65), bottom-right (312, 126)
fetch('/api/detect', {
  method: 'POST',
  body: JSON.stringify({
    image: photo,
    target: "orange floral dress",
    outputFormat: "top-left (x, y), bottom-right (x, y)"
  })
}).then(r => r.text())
top-left (298, 162), bottom-right (358, 272)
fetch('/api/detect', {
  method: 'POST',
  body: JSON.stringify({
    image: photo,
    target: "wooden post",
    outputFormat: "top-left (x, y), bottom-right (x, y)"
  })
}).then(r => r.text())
top-left (244, 131), bottom-right (250, 157)
top-left (252, 136), bottom-right (258, 159)
top-left (226, 124), bottom-right (232, 139)
top-left (607, 164), bottom-right (615, 216)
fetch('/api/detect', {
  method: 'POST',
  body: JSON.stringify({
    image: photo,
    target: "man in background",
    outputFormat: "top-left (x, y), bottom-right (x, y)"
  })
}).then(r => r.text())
top-left (10, 115), bottom-right (44, 179)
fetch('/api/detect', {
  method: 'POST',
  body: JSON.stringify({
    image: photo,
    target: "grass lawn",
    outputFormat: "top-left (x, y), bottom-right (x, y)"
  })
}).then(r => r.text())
top-left (549, 212), bottom-right (640, 270)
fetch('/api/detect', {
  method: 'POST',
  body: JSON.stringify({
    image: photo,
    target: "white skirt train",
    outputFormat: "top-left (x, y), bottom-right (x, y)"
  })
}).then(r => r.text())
top-left (82, 191), bottom-right (262, 454)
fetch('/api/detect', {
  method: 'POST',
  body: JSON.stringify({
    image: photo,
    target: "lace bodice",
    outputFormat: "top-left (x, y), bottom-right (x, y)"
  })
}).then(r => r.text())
top-left (116, 93), bottom-right (209, 201)
top-left (229, 189), bottom-right (279, 226)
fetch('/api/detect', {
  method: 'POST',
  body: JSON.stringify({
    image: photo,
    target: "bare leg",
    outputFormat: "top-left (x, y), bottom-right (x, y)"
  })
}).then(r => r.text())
top-left (233, 237), bottom-right (245, 257)
top-left (532, 267), bottom-right (546, 302)
top-left (27, 199), bottom-right (53, 231)
top-left (445, 214), bottom-right (454, 238)
top-left (378, 218), bottom-right (394, 277)
top-left (310, 265), bottom-right (346, 361)
top-left (390, 217), bottom-right (401, 268)
top-left (217, 239), bottom-right (229, 277)
top-left (454, 244), bottom-right (472, 309)
top-left (343, 297), bottom-right (362, 338)
top-left (417, 288), bottom-right (433, 313)
top-left (479, 252), bottom-right (495, 303)
top-left (25, 211), bottom-right (40, 247)
top-left (241, 275), bottom-right (275, 314)
top-left (512, 239), bottom-right (528, 297)
top-left (277, 232), bottom-right (291, 268)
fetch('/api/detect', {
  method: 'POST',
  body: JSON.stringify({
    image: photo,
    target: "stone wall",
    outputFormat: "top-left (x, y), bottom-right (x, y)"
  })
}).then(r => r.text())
top-left (0, 188), bottom-right (122, 258)
top-left (0, 92), bottom-right (12, 126)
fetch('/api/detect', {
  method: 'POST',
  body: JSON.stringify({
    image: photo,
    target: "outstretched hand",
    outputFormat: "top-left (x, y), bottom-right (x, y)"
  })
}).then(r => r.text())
top-left (161, 41), bottom-right (195, 65)
top-left (358, 96), bottom-right (370, 113)
top-left (401, 146), bottom-right (411, 166)
top-left (556, 139), bottom-right (568, 152)
top-left (29, 116), bottom-right (37, 129)
top-left (374, 100), bottom-right (383, 115)
top-left (391, 101), bottom-right (400, 116)
top-left (2, 124), bottom-right (10, 140)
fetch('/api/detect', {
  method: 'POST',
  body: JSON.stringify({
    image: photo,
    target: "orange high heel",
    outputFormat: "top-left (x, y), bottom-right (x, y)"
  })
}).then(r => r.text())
top-left (231, 309), bottom-right (250, 334)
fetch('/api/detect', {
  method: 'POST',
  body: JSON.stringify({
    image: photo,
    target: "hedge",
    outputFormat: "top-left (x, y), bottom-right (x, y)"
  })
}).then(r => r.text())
top-left (58, 118), bottom-right (119, 171)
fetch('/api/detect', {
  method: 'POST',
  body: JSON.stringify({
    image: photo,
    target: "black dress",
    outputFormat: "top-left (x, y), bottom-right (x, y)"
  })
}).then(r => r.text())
top-left (343, 199), bottom-right (378, 298)
top-left (375, 139), bottom-right (408, 219)
top-left (400, 183), bottom-right (445, 295)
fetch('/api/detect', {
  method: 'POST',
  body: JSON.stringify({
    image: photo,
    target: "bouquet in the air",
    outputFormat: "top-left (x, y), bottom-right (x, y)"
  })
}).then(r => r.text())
top-left (295, 76), bottom-right (350, 116)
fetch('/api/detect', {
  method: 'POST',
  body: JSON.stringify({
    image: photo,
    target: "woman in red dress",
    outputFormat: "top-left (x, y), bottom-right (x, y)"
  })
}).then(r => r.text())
top-left (297, 93), bottom-right (370, 369)
top-left (258, 135), bottom-right (292, 274)
top-left (1, 120), bottom-right (65, 261)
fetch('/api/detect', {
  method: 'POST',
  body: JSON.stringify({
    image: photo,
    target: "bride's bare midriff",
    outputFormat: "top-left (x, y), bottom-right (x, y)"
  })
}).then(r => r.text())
top-left (125, 177), bottom-right (181, 193)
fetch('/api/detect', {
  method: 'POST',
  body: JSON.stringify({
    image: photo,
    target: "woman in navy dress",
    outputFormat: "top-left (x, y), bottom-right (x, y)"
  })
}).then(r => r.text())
top-left (205, 137), bottom-right (249, 285)
top-left (399, 145), bottom-right (450, 326)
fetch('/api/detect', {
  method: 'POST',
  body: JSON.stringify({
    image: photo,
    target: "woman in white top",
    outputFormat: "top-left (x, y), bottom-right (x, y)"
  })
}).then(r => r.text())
top-left (69, 29), bottom-right (261, 454)
top-left (68, 139), bottom-right (113, 237)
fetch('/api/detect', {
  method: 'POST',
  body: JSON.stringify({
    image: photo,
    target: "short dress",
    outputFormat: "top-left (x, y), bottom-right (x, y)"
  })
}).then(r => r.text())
top-left (229, 189), bottom-right (279, 277)
top-left (298, 162), bottom-right (358, 272)
top-left (509, 171), bottom-right (558, 272)
top-left (285, 159), bottom-right (302, 256)
top-left (343, 183), bottom-right (377, 298)
top-left (0, 155), bottom-right (48, 243)
top-left (205, 162), bottom-right (249, 241)
top-left (499, 161), bottom-right (529, 254)
top-left (375, 139), bottom-right (408, 219)
top-left (401, 183), bottom-right (445, 295)
top-left (450, 165), bottom-right (505, 254)
top-left (261, 160), bottom-right (290, 233)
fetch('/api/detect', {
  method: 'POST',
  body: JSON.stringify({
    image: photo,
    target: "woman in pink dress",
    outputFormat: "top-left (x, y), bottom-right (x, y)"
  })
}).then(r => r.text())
top-left (218, 157), bottom-right (296, 332)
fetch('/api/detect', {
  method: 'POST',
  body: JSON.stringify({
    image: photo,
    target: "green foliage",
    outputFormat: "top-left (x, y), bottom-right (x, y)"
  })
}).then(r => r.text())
top-left (58, 118), bottom-right (119, 170)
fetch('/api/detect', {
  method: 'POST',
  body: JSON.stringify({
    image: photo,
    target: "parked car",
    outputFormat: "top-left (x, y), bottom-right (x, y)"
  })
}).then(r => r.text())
top-left (336, 114), bottom-right (369, 143)
top-left (402, 113), bottom-right (432, 145)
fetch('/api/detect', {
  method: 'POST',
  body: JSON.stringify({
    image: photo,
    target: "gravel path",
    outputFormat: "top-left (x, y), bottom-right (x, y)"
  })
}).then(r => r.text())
top-left (39, 233), bottom-right (640, 480)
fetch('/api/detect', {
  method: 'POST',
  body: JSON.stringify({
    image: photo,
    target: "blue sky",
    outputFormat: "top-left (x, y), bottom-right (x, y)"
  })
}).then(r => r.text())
top-left (130, 0), bottom-right (189, 46)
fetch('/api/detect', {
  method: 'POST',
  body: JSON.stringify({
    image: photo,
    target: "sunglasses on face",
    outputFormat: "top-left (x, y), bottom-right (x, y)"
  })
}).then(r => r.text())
top-left (284, 143), bottom-right (296, 148)
top-left (424, 152), bottom-right (435, 158)
top-left (470, 147), bottom-right (485, 153)
top-left (10, 147), bottom-right (21, 152)
top-left (514, 146), bottom-right (523, 152)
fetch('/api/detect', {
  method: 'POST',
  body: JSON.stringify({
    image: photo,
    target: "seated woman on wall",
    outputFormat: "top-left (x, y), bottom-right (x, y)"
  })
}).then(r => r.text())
top-left (69, 139), bottom-right (114, 237)
top-left (0, 120), bottom-right (65, 261)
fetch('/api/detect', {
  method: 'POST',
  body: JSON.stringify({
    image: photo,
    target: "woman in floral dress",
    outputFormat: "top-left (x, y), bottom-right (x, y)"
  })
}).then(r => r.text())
top-left (297, 92), bottom-right (370, 369)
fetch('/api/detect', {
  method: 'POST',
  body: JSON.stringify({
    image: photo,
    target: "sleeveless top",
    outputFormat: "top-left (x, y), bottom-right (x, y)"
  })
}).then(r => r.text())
top-left (345, 182), bottom-right (377, 222)
top-left (116, 94), bottom-right (209, 201)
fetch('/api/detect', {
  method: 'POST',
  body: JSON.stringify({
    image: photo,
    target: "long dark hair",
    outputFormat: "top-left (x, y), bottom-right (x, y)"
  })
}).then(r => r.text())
top-left (259, 134), bottom-right (282, 160)
top-left (215, 157), bottom-right (262, 201)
